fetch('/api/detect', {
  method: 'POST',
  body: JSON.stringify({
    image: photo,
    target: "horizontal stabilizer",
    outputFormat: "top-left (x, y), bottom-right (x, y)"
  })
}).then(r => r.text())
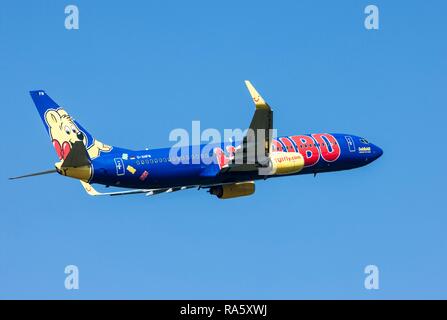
top-left (9, 169), bottom-right (58, 180)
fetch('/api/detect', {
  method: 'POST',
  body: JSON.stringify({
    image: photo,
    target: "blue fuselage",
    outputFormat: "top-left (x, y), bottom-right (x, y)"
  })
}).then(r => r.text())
top-left (89, 133), bottom-right (382, 189)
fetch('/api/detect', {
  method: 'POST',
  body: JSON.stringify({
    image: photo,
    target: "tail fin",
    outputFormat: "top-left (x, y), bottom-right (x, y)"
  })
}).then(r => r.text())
top-left (30, 90), bottom-right (112, 160)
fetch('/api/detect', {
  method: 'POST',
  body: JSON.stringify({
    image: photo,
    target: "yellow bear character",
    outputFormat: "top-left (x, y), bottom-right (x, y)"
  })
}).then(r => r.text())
top-left (45, 108), bottom-right (112, 161)
top-left (87, 139), bottom-right (112, 159)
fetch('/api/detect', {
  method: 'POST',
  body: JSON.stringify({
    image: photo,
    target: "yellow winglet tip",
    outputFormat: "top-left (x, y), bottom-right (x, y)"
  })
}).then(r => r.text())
top-left (244, 80), bottom-right (269, 109)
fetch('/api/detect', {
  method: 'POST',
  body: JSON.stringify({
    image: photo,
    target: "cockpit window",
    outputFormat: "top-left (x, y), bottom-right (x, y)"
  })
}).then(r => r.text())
top-left (360, 138), bottom-right (369, 144)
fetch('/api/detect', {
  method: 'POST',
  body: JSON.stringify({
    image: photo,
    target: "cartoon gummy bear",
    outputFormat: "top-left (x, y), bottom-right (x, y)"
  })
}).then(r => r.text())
top-left (45, 108), bottom-right (112, 160)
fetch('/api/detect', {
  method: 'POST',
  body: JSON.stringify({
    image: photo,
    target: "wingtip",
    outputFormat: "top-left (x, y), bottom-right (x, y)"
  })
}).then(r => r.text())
top-left (244, 80), bottom-right (254, 90)
top-left (244, 80), bottom-right (269, 109)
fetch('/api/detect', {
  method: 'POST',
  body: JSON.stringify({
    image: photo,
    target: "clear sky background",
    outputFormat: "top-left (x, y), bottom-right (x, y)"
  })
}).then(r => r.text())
top-left (1, 0), bottom-right (446, 299)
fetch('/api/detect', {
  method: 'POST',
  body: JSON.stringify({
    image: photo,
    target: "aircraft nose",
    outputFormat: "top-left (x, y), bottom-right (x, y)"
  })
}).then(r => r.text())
top-left (372, 144), bottom-right (383, 159)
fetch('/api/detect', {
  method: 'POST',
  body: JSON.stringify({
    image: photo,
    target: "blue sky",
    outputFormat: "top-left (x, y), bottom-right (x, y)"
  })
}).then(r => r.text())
top-left (1, 0), bottom-right (446, 299)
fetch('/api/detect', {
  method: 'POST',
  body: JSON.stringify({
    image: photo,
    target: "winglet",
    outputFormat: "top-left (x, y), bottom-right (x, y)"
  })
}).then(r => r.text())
top-left (244, 81), bottom-right (270, 110)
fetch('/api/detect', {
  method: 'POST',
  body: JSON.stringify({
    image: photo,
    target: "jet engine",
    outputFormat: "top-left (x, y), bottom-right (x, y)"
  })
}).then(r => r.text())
top-left (210, 181), bottom-right (255, 199)
top-left (264, 152), bottom-right (305, 175)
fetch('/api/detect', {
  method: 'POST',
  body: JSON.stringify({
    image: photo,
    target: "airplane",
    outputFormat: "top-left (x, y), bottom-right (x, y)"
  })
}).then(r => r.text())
top-left (10, 81), bottom-right (383, 199)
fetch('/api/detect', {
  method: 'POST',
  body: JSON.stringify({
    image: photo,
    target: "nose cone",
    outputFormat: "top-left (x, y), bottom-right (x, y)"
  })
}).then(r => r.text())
top-left (371, 144), bottom-right (383, 160)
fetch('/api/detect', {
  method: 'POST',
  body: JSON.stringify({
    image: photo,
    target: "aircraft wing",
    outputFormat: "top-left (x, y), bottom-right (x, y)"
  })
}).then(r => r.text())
top-left (80, 181), bottom-right (195, 197)
top-left (220, 81), bottom-right (273, 173)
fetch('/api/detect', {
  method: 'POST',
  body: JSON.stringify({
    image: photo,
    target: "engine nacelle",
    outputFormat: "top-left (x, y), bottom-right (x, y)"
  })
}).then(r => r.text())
top-left (210, 181), bottom-right (255, 199)
top-left (266, 152), bottom-right (305, 175)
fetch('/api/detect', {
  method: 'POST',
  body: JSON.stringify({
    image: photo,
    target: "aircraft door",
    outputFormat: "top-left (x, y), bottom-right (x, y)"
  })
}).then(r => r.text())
top-left (113, 158), bottom-right (125, 176)
top-left (345, 136), bottom-right (356, 152)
